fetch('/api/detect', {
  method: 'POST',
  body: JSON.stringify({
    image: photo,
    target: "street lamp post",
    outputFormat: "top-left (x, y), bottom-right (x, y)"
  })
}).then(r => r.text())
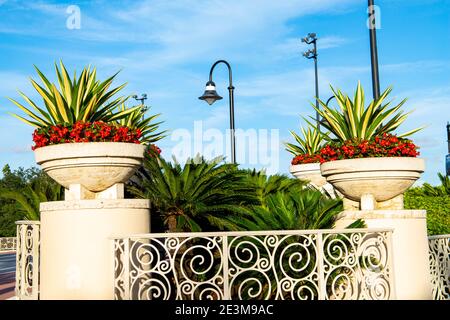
top-left (198, 60), bottom-right (236, 164)
top-left (326, 95), bottom-right (335, 107)
top-left (446, 122), bottom-right (450, 176)
top-left (368, 0), bottom-right (381, 100)
top-left (302, 33), bottom-right (320, 130)
top-left (132, 93), bottom-right (148, 117)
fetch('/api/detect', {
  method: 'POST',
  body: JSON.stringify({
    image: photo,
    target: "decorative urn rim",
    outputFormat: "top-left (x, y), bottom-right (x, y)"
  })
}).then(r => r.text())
top-left (320, 156), bottom-right (425, 175)
top-left (290, 162), bottom-right (321, 172)
top-left (34, 141), bottom-right (145, 164)
top-left (34, 142), bottom-right (146, 193)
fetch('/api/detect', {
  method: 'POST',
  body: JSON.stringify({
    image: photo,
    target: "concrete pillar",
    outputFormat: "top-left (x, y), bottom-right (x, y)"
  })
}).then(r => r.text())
top-left (39, 199), bottom-right (150, 300)
top-left (335, 210), bottom-right (432, 299)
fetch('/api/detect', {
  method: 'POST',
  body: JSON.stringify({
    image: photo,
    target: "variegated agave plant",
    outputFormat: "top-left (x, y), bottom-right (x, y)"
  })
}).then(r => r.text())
top-left (7, 61), bottom-right (139, 128)
top-left (116, 103), bottom-right (167, 144)
top-left (313, 81), bottom-right (423, 142)
top-left (285, 118), bottom-right (329, 156)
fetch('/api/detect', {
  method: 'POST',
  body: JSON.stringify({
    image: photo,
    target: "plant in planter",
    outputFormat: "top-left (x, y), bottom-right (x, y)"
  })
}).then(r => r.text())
top-left (313, 82), bottom-right (424, 210)
top-left (7, 62), bottom-right (165, 198)
top-left (285, 118), bottom-right (330, 187)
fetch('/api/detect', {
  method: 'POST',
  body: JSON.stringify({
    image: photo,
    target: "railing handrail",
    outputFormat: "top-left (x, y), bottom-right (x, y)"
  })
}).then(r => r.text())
top-left (428, 234), bottom-right (450, 240)
top-left (110, 227), bottom-right (394, 240)
top-left (16, 220), bottom-right (41, 225)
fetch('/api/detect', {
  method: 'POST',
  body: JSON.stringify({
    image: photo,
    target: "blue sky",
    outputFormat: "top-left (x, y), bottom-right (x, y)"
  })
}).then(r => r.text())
top-left (0, 0), bottom-right (449, 184)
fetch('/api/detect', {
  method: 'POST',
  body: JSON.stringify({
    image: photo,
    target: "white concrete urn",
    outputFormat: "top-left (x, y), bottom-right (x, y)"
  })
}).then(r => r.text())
top-left (35, 141), bottom-right (150, 299)
top-left (34, 142), bottom-right (146, 193)
top-left (290, 163), bottom-right (327, 187)
top-left (320, 157), bottom-right (425, 209)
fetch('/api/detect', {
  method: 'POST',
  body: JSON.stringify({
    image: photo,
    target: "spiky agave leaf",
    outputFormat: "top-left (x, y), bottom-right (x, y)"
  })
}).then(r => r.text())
top-left (6, 61), bottom-right (134, 128)
top-left (116, 103), bottom-right (167, 144)
top-left (313, 81), bottom-right (423, 142)
top-left (285, 117), bottom-right (329, 155)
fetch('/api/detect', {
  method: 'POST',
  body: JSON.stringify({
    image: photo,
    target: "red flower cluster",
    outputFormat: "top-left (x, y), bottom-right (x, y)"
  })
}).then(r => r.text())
top-left (32, 121), bottom-right (142, 150)
top-left (291, 133), bottom-right (420, 165)
top-left (291, 153), bottom-right (322, 165)
top-left (147, 144), bottom-right (162, 157)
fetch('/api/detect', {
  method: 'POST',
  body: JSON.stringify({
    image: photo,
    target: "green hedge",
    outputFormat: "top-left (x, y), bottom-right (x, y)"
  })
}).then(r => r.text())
top-left (404, 193), bottom-right (450, 236)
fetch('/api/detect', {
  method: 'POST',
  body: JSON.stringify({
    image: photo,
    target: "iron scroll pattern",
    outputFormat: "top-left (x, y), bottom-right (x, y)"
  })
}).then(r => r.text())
top-left (0, 237), bottom-right (17, 252)
top-left (428, 235), bottom-right (450, 300)
top-left (114, 229), bottom-right (394, 300)
top-left (15, 221), bottom-right (40, 300)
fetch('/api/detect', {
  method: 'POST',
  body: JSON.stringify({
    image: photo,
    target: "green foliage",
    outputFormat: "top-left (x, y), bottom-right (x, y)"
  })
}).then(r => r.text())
top-left (116, 103), bottom-right (167, 144)
top-left (0, 173), bottom-right (63, 221)
top-left (314, 82), bottom-right (423, 142)
top-left (404, 193), bottom-right (450, 236)
top-left (285, 118), bottom-right (329, 156)
top-left (7, 61), bottom-right (138, 128)
top-left (127, 154), bottom-right (258, 232)
top-left (239, 169), bottom-right (306, 204)
top-left (0, 165), bottom-right (61, 236)
top-left (127, 155), bottom-right (364, 233)
top-left (420, 173), bottom-right (450, 196)
top-left (405, 173), bottom-right (450, 235)
top-left (221, 188), bottom-right (365, 231)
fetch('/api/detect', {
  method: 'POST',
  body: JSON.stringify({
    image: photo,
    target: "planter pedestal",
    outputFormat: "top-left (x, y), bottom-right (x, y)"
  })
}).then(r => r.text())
top-left (39, 198), bottom-right (150, 300)
top-left (34, 142), bottom-right (149, 299)
top-left (335, 210), bottom-right (432, 300)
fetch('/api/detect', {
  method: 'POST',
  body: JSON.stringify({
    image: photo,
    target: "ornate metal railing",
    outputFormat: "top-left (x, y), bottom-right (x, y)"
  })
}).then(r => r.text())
top-left (113, 228), bottom-right (395, 300)
top-left (429, 234), bottom-right (450, 300)
top-left (0, 237), bottom-right (17, 252)
top-left (15, 221), bottom-right (40, 300)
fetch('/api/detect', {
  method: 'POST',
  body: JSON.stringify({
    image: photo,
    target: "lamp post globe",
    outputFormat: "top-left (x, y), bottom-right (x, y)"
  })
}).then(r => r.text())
top-left (198, 81), bottom-right (223, 105)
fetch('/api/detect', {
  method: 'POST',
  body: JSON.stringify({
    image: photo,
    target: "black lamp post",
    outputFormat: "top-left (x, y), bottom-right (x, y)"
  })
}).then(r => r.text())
top-left (446, 122), bottom-right (450, 176)
top-left (199, 60), bottom-right (236, 164)
top-left (132, 93), bottom-right (148, 116)
top-left (368, 0), bottom-right (381, 100)
top-left (326, 95), bottom-right (335, 107)
top-left (302, 33), bottom-right (320, 129)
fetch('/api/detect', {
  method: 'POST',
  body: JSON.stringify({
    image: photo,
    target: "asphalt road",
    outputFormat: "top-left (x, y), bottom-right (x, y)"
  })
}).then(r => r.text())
top-left (0, 253), bottom-right (15, 274)
top-left (0, 253), bottom-right (15, 300)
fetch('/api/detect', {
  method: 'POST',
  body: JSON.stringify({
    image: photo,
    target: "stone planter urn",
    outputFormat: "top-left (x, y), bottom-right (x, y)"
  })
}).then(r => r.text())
top-left (35, 142), bottom-right (150, 299)
top-left (321, 157), bottom-right (425, 210)
top-left (35, 142), bottom-right (145, 199)
top-left (290, 163), bottom-right (327, 187)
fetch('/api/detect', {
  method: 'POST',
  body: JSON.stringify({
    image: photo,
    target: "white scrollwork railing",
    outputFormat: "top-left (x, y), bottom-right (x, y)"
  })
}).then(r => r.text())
top-left (15, 220), bottom-right (40, 300)
top-left (429, 234), bottom-right (450, 300)
top-left (113, 228), bottom-right (395, 300)
top-left (0, 237), bottom-right (17, 252)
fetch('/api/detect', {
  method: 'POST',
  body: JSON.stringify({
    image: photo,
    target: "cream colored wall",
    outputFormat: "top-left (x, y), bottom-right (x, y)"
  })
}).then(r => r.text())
top-left (39, 199), bottom-right (150, 300)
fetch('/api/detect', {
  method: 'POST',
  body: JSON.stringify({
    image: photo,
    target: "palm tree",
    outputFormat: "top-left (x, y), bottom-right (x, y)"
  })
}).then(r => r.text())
top-left (128, 154), bottom-right (258, 232)
top-left (219, 188), bottom-right (365, 231)
top-left (240, 169), bottom-right (306, 204)
top-left (0, 174), bottom-right (63, 220)
top-left (422, 173), bottom-right (450, 196)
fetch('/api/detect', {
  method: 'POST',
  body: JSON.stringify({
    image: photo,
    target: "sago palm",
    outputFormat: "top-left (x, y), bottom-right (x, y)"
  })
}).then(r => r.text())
top-left (221, 188), bottom-right (365, 231)
top-left (240, 169), bottom-right (306, 204)
top-left (422, 173), bottom-right (450, 196)
top-left (0, 176), bottom-right (63, 220)
top-left (128, 154), bottom-right (258, 232)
